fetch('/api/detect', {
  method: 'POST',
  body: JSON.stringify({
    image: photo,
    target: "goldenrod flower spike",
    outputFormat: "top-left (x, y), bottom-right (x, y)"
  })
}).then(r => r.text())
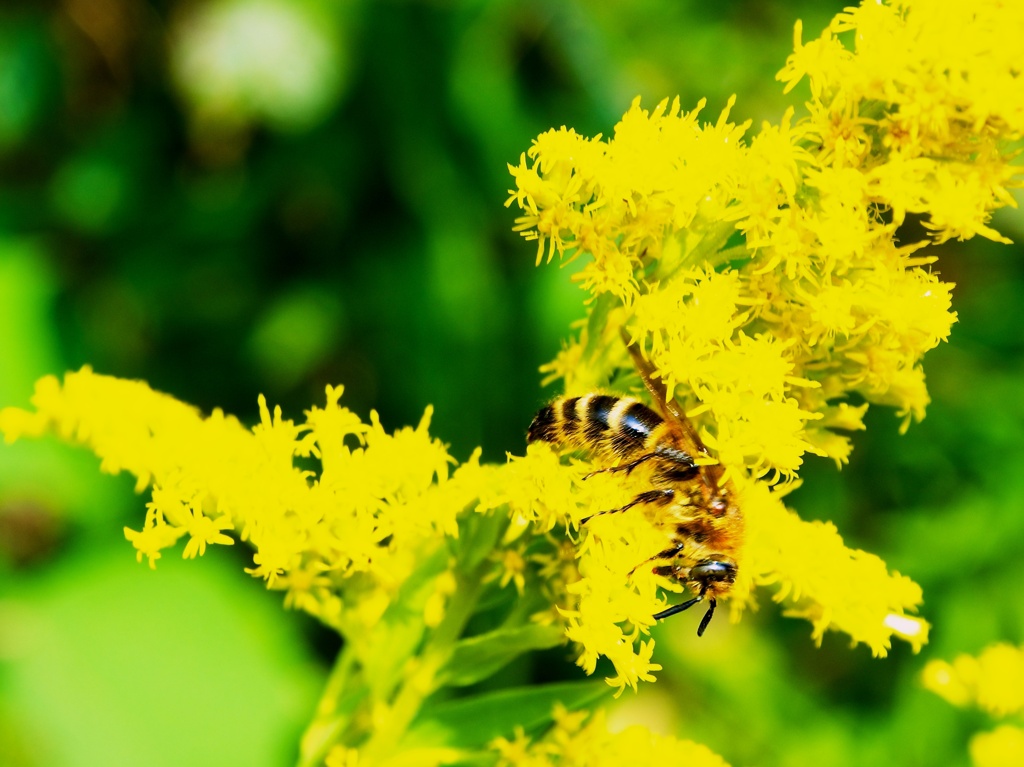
top-left (736, 475), bottom-right (930, 656)
top-left (507, 0), bottom-right (1021, 672)
top-left (0, 368), bottom-right (466, 630)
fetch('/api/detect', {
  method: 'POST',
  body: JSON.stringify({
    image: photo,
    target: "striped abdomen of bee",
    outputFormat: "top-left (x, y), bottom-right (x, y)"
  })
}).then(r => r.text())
top-left (527, 393), bottom-right (700, 485)
top-left (528, 392), bottom-right (741, 636)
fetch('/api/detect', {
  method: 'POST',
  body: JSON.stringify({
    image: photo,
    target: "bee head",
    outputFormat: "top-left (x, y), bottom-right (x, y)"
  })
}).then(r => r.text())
top-left (689, 558), bottom-right (737, 590)
top-left (652, 558), bottom-right (738, 636)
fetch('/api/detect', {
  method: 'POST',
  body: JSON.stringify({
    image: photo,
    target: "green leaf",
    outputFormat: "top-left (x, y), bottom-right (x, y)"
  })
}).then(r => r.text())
top-left (439, 623), bottom-right (566, 687)
top-left (401, 680), bottom-right (610, 751)
top-left (4, 545), bottom-right (320, 767)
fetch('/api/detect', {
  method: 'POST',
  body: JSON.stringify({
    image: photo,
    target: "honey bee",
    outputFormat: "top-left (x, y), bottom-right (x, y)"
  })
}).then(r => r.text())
top-left (527, 345), bottom-right (742, 636)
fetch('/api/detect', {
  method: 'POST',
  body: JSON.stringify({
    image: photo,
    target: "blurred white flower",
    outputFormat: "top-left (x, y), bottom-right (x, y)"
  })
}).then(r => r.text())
top-left (171, 0), bottom-right (347, 132)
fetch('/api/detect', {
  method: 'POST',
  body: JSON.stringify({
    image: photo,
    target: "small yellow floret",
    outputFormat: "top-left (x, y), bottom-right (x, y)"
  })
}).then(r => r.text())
top-left (970, 726), bottom-right (1024, 767)
top-left (924, 644), bottom-right (1024, 717)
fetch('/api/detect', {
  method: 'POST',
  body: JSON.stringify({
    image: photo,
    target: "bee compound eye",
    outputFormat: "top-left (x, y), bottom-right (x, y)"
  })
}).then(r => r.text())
top-left (690, 560), bottom-right (737, 583)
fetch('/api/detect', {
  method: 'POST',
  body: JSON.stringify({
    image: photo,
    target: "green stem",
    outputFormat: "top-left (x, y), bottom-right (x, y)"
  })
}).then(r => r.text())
top-left (358, 567), bottom-right (487, 763)
top-left (682, 219), bottom-right (744, 273)
top-left (702, 243), bottom-right (753, 270)
top-left (296, 643), bottom-right (364, 767)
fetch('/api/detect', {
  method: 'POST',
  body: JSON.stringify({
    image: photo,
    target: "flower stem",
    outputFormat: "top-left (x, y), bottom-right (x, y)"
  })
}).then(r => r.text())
top-left (296, 643), bottom-right (365, 767)
top-left (358, 565), bottom-right (487, 763)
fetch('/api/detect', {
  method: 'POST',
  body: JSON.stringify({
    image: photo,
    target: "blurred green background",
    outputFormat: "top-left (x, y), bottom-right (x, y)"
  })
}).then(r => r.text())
top-left (1, 0), bottom-right (1022, 765)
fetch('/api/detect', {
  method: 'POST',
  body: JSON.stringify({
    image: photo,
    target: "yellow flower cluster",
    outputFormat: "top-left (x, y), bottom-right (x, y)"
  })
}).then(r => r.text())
top-left (505, 0), bottom-right (1019, 680)
top-left (924, 643), bottom-right (1024, 718)
top-left (924, 644), bottom-right (1024, 767)
top-left (492, 705), bottom-right (729, 767)
top-left (510, 0), bottom-right (1022, 476)
top-left (0, 368), bottom-right (478, 631)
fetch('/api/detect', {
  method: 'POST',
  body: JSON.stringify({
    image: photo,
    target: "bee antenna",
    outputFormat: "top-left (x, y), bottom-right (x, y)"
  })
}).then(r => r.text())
top-left (696, 598), bottom-right (717, 637)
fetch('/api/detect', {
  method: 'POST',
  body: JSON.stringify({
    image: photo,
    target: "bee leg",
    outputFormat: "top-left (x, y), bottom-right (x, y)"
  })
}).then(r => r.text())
top-left (652, 593), bottom-right (703, 620)
top-left (696, 598), bottom-right (717, 637)
top-left (652, 593), bottom-right (718, 637)
top-left (581, 488), bottom-right (674, 525)
top-left (628, 542), bottom-right (684, 577)
top-left (582, 452), bottom-right (658, 480)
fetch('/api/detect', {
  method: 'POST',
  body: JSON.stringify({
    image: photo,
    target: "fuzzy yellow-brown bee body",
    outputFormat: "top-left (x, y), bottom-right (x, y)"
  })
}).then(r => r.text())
top-left (527, 356), bottom-right (742, 636)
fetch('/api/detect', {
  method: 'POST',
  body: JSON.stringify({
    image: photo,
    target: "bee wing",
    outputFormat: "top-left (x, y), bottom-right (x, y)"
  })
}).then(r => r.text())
top-left (624, 334), bottom-right (710, 458)
top-left (624, 333), bottom-right (737, 519)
